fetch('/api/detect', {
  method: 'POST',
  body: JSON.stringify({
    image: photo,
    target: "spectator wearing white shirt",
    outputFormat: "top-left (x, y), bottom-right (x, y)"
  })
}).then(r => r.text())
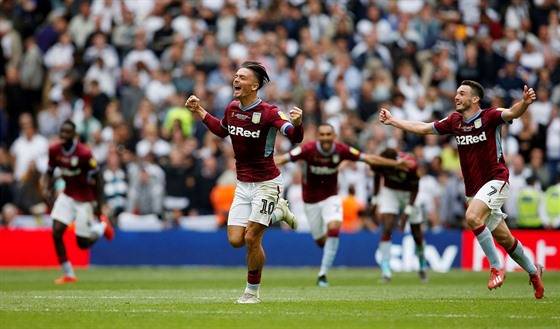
top-left (144, 69), bottom-right (176, 110)
top-left (122, 33), bottom-right (160, 75)
top-left (91, 0), bottom-right (123, 34)
top-left (9, 113), bottom-right (49, 182)
top-left (43, 32), bottom-right (74, 86)
top-left (67, 1), bottom-right (96, 51)
top-left (83, 32), bottom-right (120, 76)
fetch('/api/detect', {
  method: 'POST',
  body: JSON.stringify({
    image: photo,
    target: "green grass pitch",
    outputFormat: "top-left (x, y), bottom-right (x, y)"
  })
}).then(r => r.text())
top-left (1, 267), bottom-right (558, 329)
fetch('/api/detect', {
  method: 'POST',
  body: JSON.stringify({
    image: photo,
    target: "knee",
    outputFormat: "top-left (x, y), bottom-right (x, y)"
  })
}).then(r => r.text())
top-left (494, 232), bottom-right (514, 249)
top-left (228, 237), bottom-right (245, 248)
top-left (243, 232), bottom-right (259, 248)
top-left (464, 211), bottom-right (482, 230)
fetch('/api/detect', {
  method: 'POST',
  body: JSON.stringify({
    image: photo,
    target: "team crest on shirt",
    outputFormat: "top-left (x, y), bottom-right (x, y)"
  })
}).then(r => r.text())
top-left (474, 118), bottom-right (482, 129)
top-left (332, 154), bottom-right (340, 164)
top-left (252, 112), bottom-right (261, 124)
top-left (70, 156), bottom-right (79, 167)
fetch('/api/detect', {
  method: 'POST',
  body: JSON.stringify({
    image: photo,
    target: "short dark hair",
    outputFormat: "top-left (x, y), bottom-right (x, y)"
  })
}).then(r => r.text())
top-left (461, 80), bottom-right (484, 101)
top-left (61, 119), bottom-right (76, 131)
top-left (241, 61), bottom-right (270, 90)
top-left (380, 147), bottom-right (398, 160)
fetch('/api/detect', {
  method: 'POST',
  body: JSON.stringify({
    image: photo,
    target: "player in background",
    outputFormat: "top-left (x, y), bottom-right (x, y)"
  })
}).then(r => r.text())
top-left (42, 120), bottom-right (114, 284)
top-left (370, 147), bottom-right (426, 283)
top-left (379, 80), bottom-right (544, 299)
top-left (275, 123), bottom-right (410, 287)
top-left (185, 61), bottom-right (303, 304)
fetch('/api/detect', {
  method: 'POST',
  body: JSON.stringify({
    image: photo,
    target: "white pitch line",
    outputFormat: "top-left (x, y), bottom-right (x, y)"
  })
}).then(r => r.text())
top-left (415, 314), bottom-right (560, 320)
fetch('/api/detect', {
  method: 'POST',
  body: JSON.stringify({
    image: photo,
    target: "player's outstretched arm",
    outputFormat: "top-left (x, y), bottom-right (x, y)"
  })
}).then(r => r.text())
top-left (362, 154), bottom-right (408, 169)
top-left (502, 85), bottom-right (536, 122)
top-left (379, 108), bottom-right (434, 135)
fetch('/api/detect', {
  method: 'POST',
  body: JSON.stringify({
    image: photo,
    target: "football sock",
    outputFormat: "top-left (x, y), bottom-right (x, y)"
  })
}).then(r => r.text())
top-left (379, 240), bottom-right (392, 275)
top-left (61, 261), bottom-right (75, 277)
top-left (473, 225), bottom-right (502, 269)
top-left (245, 270), bottom-right (261, 295)
top-left (380, 240), bottom-right (391, 262)
top-left (507, 239), bottom-right (537, 274)
top-left (415, 241), bottom-right (426, 271)
top-left (318, 235), bottom-right (339, 277)
top-left (271, 208), bottom-right (283, 224)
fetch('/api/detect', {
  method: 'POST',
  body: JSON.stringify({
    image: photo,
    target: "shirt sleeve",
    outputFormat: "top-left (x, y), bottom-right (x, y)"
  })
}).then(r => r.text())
top-left (432, 116), bottom-right (452, 135)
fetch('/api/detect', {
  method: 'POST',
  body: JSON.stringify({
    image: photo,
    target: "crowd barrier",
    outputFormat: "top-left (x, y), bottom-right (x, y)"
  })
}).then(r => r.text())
top-left (1, 223), bottom-right (558, 272)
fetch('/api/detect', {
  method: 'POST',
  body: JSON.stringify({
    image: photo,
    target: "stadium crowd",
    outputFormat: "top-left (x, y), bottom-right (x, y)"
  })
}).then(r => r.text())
top-left (0, 0), bottom-right (559, 231)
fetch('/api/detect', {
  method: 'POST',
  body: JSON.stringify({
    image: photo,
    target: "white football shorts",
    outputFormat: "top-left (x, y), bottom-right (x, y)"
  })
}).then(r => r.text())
top-left (468, 180), bottom-right (509, 232)
top-left (378, 187), bottom-right (423, 224)
top-left (50, 193), bottom-right (96, 238)
top-left (304, 194), bottom-right (343, 240)
top-left (228, 175), bottom-right (284, 227)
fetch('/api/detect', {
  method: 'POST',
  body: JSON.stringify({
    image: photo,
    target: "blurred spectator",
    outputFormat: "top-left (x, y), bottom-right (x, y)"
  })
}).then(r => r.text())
top-left (0, 17), bottom-right (23, 70)
top-left (13, 160), bottom-right (46, 216)
top-left (136, 123), bottom-right (171, 162)
top-left (161, 93), bottom-right (195, 141)
top-left (145, 69), bottom-right (177, 110)
top-left (162, 148), bottom-right (196, 227)
top-left (122, 32), bottom-right (160, 78)
top-left (505, 154), bottom-right (531, 223)
top-left (437, 169), bottom-right (465, 229)
top-left (19, 36), bottom-right (44, 113)
top-left (546, 106), bottom-right (560, 185)
top-left (111, 7), bottom-right (138, 59)
top-left (341, 184), bottom-right (365, 233)
top-left (34, 9), bottom-right (67, 54)
top-left (210, 155), bottom-right (236, 228)
top-left (410, 3), bottom-right (440, 50)
top-left (126, 160), bottom-right (165, 217)
top-left (43, 31), bottom-right (74, 88)
top-left (515, 176), bottom-right (548, 229)
top-left (151, 9), bottom-right (175, 57)
top-left (75, 103), bottom-right (102, 144)
top-left (9, 113), bottom-right (48, 182)
top-left (0, 203), bottom-right (19, 227)
top-left (119, 73), bottom-right (144, 125)
top-left (416, 162), bottom-right (441, 231)
top-left (351, 26), bottom-right (393, 71)
top-left (527, 148), bottom-right (550, 189)
top-left (0, 146), bottom-right (15, 209)
top-left (396, 59), bottom-right (424, 104)
top-left (544, 179), bottom-right (560, 230)
top-left (37, 100), bottom-right (70, 139)
top-left (67, 1), bottom-right (95, 51)
top-left (191, 155), bottom-right (219, 216)
top-left (87, 80), bottom-right (111, 123)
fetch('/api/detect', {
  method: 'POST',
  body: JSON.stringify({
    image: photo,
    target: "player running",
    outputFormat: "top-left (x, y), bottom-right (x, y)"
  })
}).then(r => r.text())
top-left (185, 61), bottom-right (303, 304)
top-left (379, 80), bottom-right (544, 299)
top-left (42, 120), bottom-right (114, 284)
top-left (370, 147), bottom-right (427, 283)
top-left (275, 123), bottom-right (410, 287)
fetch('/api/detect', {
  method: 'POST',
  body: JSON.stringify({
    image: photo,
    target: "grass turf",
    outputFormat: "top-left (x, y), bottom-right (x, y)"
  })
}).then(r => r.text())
top-left (0, 267), bottom-right (558, 329)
